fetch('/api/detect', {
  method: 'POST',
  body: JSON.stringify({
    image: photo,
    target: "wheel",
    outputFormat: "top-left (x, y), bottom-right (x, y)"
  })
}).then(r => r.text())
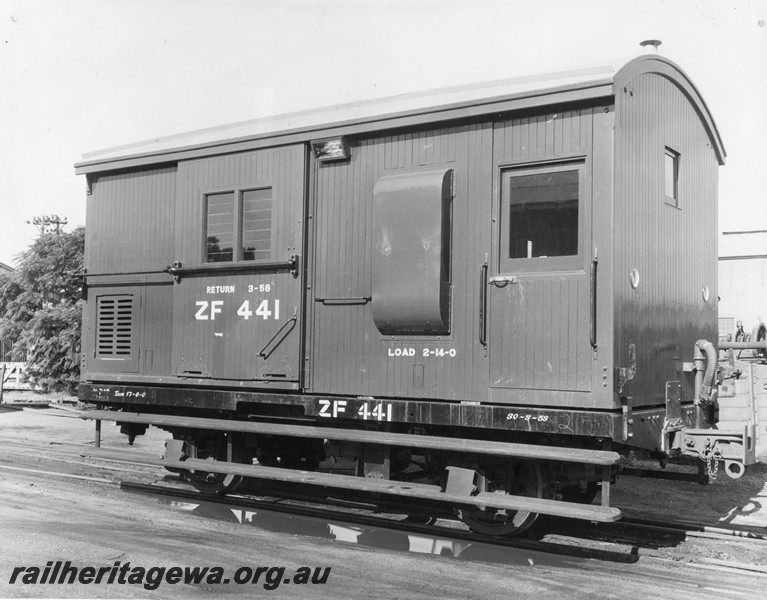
top-left (458, 461), bottom-right (544, 536)
top-left (186, 458), bottom-right (244, 495)
top-left (182, 433), bottom-right (247, 495)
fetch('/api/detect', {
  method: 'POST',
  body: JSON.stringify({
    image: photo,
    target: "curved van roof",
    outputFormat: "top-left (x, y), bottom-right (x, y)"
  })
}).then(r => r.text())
top-left (76, 53), bottom-right (725, 174)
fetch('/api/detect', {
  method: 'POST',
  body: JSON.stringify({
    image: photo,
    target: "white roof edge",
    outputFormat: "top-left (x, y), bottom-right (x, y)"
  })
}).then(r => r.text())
top-left (80, 58), bottom-right (630, 166)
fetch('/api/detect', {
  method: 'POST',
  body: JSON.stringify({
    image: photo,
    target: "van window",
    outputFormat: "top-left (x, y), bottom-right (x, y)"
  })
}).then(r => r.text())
top-left (508, 169), bottom-right (579, 259)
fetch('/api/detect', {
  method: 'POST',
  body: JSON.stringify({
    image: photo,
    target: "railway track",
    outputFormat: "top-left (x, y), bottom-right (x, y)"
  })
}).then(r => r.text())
top-left (120, 479), bottom-right (639, 563)
top-left (1, 435), bottom-right (765, 578)
top-left (115, 478), bottom-right (767, 574)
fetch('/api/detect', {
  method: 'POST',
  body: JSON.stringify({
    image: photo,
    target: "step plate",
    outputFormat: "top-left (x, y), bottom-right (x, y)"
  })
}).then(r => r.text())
top-left (168, 457), bottom-right (621, 523)
top-left (82, 409), bottom-right (620, 466)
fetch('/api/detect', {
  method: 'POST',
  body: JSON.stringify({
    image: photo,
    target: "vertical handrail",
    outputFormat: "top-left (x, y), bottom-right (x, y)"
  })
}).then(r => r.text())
top-left (590, 255), bottom-right (599, 350)
top-left (479, 262), bottom-right (488, 347)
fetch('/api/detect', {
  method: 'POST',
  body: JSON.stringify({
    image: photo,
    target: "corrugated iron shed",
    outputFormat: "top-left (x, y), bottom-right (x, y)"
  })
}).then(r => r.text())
top-left (720, 230), bottom-right (767, 260)
top-left (719, 230), bottom-right (767, 335)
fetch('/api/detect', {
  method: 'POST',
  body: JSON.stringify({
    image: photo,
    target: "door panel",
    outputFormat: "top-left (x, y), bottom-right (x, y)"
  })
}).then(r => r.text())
top-left (488, 160), bottom-right (592, 393)
top-left (170, 146), bottom-right (305, 386)
top-left (307, 125), bottom-right (494, 401)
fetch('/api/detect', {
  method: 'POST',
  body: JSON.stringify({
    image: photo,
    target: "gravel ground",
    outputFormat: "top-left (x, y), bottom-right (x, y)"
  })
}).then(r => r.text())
top-left (1, 396), bottom-right (766, 599)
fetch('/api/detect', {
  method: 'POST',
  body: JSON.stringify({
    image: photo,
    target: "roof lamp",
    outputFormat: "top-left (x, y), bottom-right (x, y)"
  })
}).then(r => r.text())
top-left (311, 137), bottom-right (351, 162)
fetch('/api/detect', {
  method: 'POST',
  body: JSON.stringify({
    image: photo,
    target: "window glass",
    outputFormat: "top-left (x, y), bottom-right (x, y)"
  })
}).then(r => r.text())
top-left (241, 188), bottom-right (272, 261)
top-left (665, 148), bottom-right (679, 205)
top-left (205, 192), bottom-right (235, 262)
top-left (508, 170), bottom-right (579, 259)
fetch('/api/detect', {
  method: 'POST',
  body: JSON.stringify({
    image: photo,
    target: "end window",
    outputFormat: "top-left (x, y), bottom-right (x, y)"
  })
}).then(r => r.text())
top-left (204, 188), bottom-right (272, 263)
top-left (665, 147), bottom-right (680, 207)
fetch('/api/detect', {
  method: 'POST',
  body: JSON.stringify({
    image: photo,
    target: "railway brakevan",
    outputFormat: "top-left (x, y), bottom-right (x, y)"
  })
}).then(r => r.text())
top-left (75, 42), bottom-right (756, 535)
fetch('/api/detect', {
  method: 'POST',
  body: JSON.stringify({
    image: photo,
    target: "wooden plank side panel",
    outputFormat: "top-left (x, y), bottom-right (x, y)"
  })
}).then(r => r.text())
top-left (311, 137), bottom-right (374, 393)
top-left (494, 110), bottom-right (590, 162)
top-left (614, 74), bottom-right (719, 408)
top-left (86, 167), bottom-right (177, 274)
top-left (318, 133), bottom-right (378, 394)
top-left (489, 274), bottom-right (590, 391)
top-left (84, 168), bottom-right (177, 378)
top-left (142, 282), bottom-right (174, 376)
top-left (309, 125), bottom-right (491, 401)
top-left (464, 122), bottom-right (493, 394)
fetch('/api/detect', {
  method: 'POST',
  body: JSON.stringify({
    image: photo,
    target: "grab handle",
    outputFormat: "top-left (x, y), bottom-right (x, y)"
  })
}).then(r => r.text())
top-left (590, 256), bottom-right (598, 350)
top-left (479, 262), bottom-right (488, 347)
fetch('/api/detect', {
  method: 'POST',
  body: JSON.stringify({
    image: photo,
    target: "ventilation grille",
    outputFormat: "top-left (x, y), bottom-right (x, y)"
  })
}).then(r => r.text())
top-left (96, 295), bottom-right (135, 358)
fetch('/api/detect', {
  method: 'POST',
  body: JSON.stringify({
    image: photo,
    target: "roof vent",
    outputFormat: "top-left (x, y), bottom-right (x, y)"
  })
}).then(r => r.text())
top-left (640, 40), bottom-right (662, 54)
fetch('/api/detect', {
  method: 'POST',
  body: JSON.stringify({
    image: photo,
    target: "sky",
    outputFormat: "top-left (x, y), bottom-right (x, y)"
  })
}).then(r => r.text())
top-left (1, 0), bottom-right (766, 267)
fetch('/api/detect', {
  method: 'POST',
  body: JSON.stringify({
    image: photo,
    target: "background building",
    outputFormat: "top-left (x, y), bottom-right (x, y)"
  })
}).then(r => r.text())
top-left (719, 230), bottom-right (767, 339)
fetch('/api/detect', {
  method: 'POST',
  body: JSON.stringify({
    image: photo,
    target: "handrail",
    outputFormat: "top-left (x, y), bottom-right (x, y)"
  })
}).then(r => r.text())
top-left (314, 296), bottom-right (371, 306)
top-left (479, 262), bottom-right (488, 347)
top-left (590, 255), bottom-right (598, 350)
top-left (258, 314), bottom-right (298, 359)
top-left (165, 255), bottom-right (299, 282)
top-left (80, 269), bottom-right (168, 278)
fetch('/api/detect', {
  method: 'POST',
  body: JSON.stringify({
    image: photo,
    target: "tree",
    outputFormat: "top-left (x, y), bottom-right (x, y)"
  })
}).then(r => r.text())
top-left (0, 224), bottom-right (84, 393)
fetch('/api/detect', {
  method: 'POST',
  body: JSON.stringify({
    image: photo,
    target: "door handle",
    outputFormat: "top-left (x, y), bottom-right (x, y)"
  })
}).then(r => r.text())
top-left (488, 275), bottom-right (518, 287)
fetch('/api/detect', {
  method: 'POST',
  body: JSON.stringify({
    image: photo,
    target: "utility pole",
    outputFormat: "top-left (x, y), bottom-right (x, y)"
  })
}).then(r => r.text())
top-left (27, 215), bottom-right (68, 235)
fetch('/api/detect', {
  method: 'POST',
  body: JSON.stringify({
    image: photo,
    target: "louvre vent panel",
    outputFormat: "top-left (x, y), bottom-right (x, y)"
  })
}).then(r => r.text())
top-left (96, 296), bottom-right (135, 357)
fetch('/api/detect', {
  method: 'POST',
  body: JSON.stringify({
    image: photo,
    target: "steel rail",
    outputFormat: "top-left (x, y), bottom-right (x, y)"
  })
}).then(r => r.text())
top-left (120, 481), bottom-right (767, 577)
top-left (618, 515), bottom-right (767, 542)
top-left (119, 481), bottom-right (635, 563)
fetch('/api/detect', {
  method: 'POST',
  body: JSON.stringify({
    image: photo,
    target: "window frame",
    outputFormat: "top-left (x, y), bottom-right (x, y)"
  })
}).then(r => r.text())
top-left (498, 160), bottom-right (586, 274)
top-left (202, 185), bottom-right (273, 264)
top-left (203, 190), bottom-right (236, 263)
top-left (664, 147), bottom-right (680, 208)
